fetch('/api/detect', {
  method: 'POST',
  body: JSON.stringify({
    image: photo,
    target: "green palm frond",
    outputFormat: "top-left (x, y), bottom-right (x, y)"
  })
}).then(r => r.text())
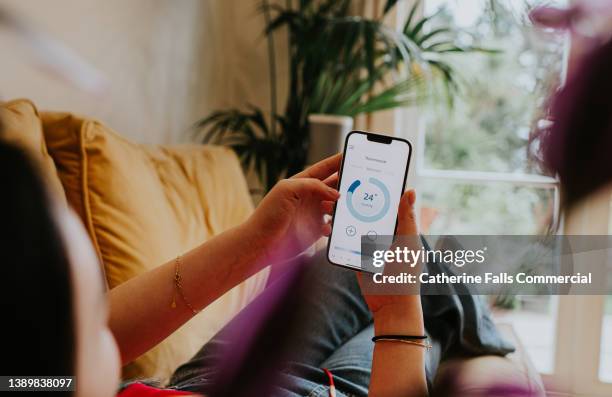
top-left (195, 0), bottom-right (497, 191)
top-left (194, 108), bottom-right (284, 191)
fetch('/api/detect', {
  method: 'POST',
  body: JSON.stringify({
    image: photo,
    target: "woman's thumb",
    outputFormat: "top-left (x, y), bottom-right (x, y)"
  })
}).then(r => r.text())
top-left (396, 189), bottom-right (418, 236)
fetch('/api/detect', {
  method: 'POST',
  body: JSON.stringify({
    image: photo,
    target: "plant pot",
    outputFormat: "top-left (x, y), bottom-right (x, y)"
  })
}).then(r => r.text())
top-left (307, 114), bottom-right (353, 164)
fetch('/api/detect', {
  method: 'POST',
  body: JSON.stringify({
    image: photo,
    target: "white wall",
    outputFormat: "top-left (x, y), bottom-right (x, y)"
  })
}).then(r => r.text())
top-left (0, 0), bottom-right (280, 145)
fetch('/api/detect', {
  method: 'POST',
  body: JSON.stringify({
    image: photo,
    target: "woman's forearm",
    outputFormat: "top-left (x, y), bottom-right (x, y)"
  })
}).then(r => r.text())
top-left (107, 155), bottom-right (342, 365)
top-left (108, 222), bottom-right (266, 364)
top-left (369, 299), bottom-right (428, 397)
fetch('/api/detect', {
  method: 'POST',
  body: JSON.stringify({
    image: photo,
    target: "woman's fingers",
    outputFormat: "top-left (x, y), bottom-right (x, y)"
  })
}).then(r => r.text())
top-left (304, 178), bottom-right (340, 201)
top-left (282, 178), bottom-right (339, 202)
top-left (321, 222), bottom-right (332, 236)
top-left (320, 200), bottom-right (335, 215)
top-left (322, 172), bottom-right (339, 188)
top-left (291, 153), bottom-right (342, 181)
top-left (390, 189), bottom-right (422, 274)
top-left (396, 189), bottom-right (418, 236)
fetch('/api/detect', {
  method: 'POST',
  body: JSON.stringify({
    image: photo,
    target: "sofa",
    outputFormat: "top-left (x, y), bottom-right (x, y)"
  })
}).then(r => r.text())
top-left (0, 99), bottom-right (269, 382)
top-left (0, 98), bottom-right (546, 396)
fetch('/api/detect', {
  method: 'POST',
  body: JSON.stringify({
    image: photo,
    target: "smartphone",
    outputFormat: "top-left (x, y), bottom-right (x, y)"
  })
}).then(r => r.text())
top-left (327, 131), bottom-right (412, 271)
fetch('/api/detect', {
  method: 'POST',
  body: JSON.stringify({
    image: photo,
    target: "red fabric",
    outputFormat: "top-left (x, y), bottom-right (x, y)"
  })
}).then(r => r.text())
top-left (117, 383), bottom-right (196, 397)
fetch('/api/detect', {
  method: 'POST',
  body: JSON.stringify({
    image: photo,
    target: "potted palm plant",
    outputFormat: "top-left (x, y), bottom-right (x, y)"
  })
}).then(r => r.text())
top-left (195, 0), bottom-right (483, 192)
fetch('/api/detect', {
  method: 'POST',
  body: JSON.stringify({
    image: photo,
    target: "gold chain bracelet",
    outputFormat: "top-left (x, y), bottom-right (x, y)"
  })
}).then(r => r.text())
top-left (171, 255), bottom-right (199, 315)
top-left (373, 338), bottom-right (432, 349)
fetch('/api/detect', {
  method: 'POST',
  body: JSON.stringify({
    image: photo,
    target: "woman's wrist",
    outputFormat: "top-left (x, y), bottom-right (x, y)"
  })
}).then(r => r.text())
top-left (232, 221), bottom-right (270, 271)
top-left (373, 298), bottom-right (424, 336)
top-left (200, 221), bottom-right (267, 287)
top-left (237, 217), bottom-right (276, 267)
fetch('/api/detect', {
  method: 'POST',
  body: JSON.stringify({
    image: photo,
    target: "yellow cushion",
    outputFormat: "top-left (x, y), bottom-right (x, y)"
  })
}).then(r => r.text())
top-left (0, 99), bottom-right (66, 206)
top-left (41, 111), bottom-right (269, 381)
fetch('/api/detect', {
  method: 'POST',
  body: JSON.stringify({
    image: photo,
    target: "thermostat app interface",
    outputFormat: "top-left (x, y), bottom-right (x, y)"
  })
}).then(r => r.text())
top-left (328, 132), bottom-right (411, 270)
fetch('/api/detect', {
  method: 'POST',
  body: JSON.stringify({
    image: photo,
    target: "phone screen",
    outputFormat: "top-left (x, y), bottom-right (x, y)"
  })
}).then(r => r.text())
top-left (327, 131), bottom-right (411, 271)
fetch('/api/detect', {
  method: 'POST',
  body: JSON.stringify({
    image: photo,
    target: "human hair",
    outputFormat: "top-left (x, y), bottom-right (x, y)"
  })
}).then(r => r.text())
top-left (0, 139), bottom-right (75, 394)
top-left (540, 37), bottom-right (612, 210)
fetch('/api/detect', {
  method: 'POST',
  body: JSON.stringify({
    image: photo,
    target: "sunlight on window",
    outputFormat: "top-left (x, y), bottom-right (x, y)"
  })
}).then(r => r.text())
top-left (420, 181), bottom-right (555, 235)
top-left (423, 1), bottom-right (566, 174)
top-left (426, 0), bottom-right (483, 28)
top-left (415, 0), bottom-right (567, 375)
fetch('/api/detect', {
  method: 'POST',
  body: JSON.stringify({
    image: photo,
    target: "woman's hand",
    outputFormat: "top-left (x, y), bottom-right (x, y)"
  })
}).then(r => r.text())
top-left (358, 189), bottom-right (425, 335)
top-left (246, 154), bottom-right (341, 265)
top-left (109, 155), bottom-right (341, 364)
top-left (360, 189), bottom-right (428, 397)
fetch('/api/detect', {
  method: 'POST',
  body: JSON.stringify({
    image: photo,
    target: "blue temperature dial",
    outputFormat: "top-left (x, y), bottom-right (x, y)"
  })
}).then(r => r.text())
top-left (346, 177), bottom-right (390, 223)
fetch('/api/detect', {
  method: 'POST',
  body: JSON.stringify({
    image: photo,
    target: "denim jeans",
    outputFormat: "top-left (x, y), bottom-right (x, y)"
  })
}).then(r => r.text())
top-left (167, 251), bottom-right (442, 396)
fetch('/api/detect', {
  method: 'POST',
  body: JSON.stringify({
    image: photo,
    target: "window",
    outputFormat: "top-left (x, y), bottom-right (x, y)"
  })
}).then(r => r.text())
top-left (418, 0), bottom-right (563, 235)
top-left (376, 0), bottom-right (612, 395)
top-left (407, 0), bottom-right (565, 376)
